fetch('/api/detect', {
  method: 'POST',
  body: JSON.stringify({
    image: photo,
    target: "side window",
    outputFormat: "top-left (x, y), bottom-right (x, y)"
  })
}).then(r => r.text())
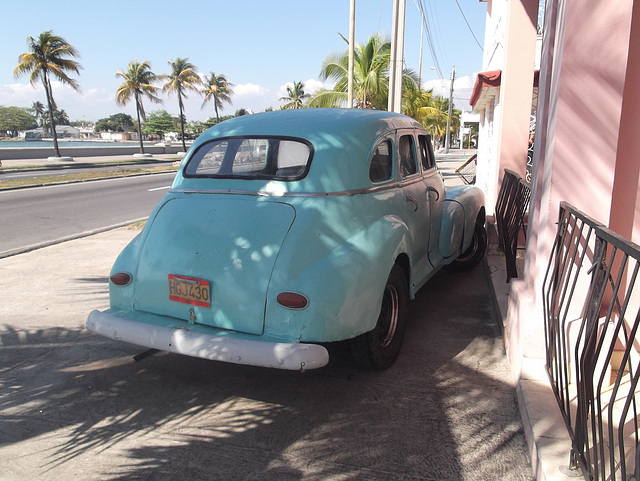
top-left (369, 140), bottom-right (393, 183)
top-left (399, 135), bottom-right (417, 178)
top-left (418, 134), bottom-right (435, 170)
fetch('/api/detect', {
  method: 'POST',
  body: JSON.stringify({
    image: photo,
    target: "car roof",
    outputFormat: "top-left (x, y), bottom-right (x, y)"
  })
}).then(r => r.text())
top-left (175, 108), bottom-right (425, 194)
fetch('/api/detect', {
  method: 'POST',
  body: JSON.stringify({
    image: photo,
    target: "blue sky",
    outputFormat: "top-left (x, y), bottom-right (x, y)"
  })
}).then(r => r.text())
top-left (0, 0), bottom-right (486, 123)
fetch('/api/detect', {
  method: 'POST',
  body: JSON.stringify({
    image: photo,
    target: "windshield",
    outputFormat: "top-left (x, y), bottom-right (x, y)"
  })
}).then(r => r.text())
top-left (184, 137), bottom-right (313, 180)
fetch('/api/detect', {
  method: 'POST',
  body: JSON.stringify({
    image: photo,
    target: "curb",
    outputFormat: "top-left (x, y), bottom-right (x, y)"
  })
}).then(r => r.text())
top-left (0, 218), bottom-right (147, 260)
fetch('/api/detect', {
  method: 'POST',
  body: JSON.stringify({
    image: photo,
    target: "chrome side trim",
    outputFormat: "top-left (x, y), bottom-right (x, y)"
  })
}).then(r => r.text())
top-left (169, 176), bottom-right (428, 198)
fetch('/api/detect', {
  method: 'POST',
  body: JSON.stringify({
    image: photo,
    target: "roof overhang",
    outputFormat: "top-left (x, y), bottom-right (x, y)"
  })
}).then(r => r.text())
top-left (469, 70), bottom-right (502, 111)
top-left (470, 70), bottom-right (540, 111)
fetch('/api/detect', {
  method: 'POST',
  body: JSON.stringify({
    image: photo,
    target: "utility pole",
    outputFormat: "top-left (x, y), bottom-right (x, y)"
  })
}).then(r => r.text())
top-left (418, 8), bottom-right (424, 89)
top-left (348, 0), bottom-right (356, 108)
top-left (388, 0), bottom-right (406, 113)
top-left (444, 66), bottom-right (455, 154)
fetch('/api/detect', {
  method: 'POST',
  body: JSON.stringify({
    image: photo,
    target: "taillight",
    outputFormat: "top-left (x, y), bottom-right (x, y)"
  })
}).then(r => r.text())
top-left (110, 272), bottom-right (132, 286)
top-left (277, 292), bottom-right (309, 309)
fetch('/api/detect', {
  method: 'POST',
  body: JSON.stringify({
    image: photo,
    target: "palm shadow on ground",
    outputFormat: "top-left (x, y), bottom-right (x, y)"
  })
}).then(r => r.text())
top-left (0, 265), bottom-right (532, 480)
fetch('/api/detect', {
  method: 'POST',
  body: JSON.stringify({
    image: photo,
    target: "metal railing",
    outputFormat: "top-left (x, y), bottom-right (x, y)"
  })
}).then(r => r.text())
top-left (543, 201), bottom-right (640, 480)
top-left (495, 169), bottom-right (531, 281)
top-left (455, 153), bottom-right (477, 185)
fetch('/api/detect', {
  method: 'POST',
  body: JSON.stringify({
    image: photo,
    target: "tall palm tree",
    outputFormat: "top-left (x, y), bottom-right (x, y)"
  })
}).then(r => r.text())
top-left (164, 57), bottom-right (201, 151)
top-left (280, 81), bottom-right (309, 109)
top-left (310, 33), bottom-right (418, 110)
top-left (14, 31), bottom-right (81, 158)
top-left (30, 101), bottom-right (45, 128)
top-left (115, 60), bottom-right (162, 154)
top-left (201, 72), bottom-right (233, 122)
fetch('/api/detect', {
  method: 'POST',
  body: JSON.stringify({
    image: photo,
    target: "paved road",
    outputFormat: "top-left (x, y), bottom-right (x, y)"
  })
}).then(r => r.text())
top-left (0, 172), bottom-right (175, 257)
top-left (0, 227), bottom-right (533, 480)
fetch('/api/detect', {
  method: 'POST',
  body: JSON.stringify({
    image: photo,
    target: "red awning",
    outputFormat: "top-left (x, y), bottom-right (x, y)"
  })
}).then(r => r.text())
top-left (469, 70), bottom-right (502, 109)
top-left (469, 69), bottom-right (540, 109)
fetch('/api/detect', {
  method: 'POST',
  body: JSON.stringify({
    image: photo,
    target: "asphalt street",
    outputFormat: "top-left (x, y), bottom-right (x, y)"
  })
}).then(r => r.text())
top-left (0, 173), bottom-right (174, 257)
top-left (0, 226), bottom-right (533, 480)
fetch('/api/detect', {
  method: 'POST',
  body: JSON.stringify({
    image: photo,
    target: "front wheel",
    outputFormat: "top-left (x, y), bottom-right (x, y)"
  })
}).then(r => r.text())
top-left (447, 222), bottom-right (487, 272)
top-left (350, 265), bottom-right (408, 370)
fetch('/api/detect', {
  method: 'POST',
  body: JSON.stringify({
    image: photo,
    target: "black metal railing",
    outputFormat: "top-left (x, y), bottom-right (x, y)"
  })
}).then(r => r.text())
top-left (495, 169), bottom-right (531, 281)
top-left (456, 154), bottom-right (477, 185)
top-left (543, 201), bottom-right (640, 480)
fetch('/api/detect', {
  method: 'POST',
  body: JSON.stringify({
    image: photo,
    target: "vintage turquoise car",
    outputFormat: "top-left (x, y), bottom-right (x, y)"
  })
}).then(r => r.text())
top-left (87, 109), bottom-right (486, 371)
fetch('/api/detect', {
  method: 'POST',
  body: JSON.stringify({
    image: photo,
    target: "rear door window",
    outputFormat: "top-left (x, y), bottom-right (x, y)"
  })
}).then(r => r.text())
top-left (369, 139), bottom-right (393, 183)
top-left (398, 134), bottom-right (418, 178)
top-left (418, 134), bottom-right (435, 170)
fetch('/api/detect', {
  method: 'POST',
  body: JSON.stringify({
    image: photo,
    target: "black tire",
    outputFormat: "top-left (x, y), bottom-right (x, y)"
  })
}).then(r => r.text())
top-left (447, 221), bottom-right (487, 272)
top-left (350, 265), bottom-right (408, 370)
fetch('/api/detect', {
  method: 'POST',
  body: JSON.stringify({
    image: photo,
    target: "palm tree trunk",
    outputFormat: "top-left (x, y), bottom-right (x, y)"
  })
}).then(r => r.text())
top-left (178, 94), bottom-right (187, 152)
top-left (135, 96), bottom-right (145, 154)
top-left (43, 74), bottom-right (61, 158)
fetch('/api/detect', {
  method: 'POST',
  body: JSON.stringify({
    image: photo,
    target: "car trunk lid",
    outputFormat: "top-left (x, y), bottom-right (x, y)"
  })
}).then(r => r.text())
top-left (133, 195), bottom-right (295, 335)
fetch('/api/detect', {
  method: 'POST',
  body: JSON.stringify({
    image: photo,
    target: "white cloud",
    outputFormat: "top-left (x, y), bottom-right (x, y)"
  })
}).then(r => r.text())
top-left (422, 75), bottom-right (477, 112)
top-left (234, 83), bottom-right (268, 98)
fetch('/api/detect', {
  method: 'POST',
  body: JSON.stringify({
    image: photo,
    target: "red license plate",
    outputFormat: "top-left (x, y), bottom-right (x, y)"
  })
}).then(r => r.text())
top-left (168, 274), bottom-right (211, 308)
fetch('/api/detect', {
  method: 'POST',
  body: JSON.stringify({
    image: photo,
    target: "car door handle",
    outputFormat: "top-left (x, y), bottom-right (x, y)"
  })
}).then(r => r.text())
top-left (428, 186), bottom-right (440, 201)
top-left (406, 196), bottom-right (419, 212)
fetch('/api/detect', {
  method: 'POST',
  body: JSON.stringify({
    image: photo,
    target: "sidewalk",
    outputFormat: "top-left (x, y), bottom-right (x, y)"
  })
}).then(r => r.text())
top-left (0, 227), bottom-right (534, 480)
top-left (485, 230), bottom-right (576, 481)
top-left (0, 148), bottom-right (572, 480)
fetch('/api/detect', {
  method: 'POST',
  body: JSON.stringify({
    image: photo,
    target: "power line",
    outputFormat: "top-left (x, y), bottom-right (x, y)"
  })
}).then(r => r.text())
top-left (453, 0), bottom-right (484, 51)
top-left (414, 0), bottom-right (444, 78)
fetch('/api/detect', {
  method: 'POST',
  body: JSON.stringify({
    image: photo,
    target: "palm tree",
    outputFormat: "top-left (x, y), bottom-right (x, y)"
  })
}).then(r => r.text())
top-left (280, 81), bottom-right (309, 109)
top-left (310, 34), bottom-right (418, 110)
top-left (30, 101), bottom-right (45, 127)
top-left (423, 95), bottom-right (460, 148)
top-left (115, 60), bottom-right (162, 154)
top-left (201, 72), bottom-right (233, 122)
top-left (14, 31), bottom-right (81, 158)
top-left (402, 87), bottom-right (448, 128)
top-left (164, 57), bottom-right (202, 151)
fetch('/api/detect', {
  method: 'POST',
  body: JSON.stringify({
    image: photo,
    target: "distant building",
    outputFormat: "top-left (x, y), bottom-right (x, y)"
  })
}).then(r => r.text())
top-left (21, 125), bottom-right (81, 140)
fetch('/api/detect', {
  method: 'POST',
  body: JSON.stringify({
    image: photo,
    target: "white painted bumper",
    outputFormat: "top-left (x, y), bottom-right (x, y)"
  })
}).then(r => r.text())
top-left (86, 310), bottom-right (329, 371)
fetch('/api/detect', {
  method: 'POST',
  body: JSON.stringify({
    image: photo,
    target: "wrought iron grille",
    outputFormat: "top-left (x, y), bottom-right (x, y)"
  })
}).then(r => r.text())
top-left (495, 169), bottom-right (531, 281)
top-left (543, 201), bottom-right (640, 480)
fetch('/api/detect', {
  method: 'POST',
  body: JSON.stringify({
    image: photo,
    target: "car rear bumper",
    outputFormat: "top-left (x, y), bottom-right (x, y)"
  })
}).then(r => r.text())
top-left (86, 310), bottom-right (329, 371)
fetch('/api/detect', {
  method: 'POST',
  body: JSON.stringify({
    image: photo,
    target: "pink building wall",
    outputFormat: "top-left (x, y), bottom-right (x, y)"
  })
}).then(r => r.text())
top-left (496, 0), bottom-right (538, 182)
top-left (506, 0), bottom-right (638, 380)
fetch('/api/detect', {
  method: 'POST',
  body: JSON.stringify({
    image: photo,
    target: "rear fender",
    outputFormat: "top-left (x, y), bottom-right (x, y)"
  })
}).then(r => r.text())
top-left (439, 186), bottom-right (485, 259)
top-left (265, 215), bottom-right (411, 342)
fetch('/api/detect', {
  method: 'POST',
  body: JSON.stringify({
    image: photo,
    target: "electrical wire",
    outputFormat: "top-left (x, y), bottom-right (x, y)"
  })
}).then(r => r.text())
top-left (414, 0), bottom-right (444, 78)
top-left (453, 0), bottom-right (484, 51)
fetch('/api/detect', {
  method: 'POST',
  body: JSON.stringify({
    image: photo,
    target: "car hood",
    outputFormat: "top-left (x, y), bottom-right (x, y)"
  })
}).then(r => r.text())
top-left (133, 194), bottom-right (296, 335)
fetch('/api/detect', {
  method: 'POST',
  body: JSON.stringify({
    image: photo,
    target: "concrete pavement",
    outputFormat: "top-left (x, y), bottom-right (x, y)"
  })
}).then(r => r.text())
top-left (0, 232), bottom-right (534, 479)
top-left (0, 149), bottom-right (573, 480)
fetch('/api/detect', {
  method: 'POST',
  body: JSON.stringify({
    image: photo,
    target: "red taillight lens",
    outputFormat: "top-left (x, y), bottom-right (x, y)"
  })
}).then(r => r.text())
top-left (276, 292), bottom-right (309, 309)
top-left (110, 272), bottom-right (132, 286)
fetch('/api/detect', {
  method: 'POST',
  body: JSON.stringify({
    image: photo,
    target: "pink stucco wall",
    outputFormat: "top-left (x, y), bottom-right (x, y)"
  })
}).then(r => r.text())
top-left (611, 0), bottom-right (640, 244)
top-left (506, 0), bottom-right (637, 379)
top-left (496, 0), bottom-right (538, 181)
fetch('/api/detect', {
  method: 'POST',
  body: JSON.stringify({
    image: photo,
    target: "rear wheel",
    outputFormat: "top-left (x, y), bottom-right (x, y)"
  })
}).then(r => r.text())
top-left (447, 221), bottom-right (487, 272)
top-left (350, 265), bottom-right (408, 370)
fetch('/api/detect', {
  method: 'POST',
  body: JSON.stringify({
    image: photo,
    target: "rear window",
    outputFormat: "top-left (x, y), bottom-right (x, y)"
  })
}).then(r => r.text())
top-left (184, 137), bottom-right (313, 180)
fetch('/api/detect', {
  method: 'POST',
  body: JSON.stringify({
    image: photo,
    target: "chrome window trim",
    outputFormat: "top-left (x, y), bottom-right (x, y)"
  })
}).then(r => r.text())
top-left (169, 176), bottom-right (426, 198)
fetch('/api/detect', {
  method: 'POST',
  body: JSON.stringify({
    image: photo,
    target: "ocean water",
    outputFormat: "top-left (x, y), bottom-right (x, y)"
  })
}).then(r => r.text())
top-left (0, 140), bottom-right (142, 148)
